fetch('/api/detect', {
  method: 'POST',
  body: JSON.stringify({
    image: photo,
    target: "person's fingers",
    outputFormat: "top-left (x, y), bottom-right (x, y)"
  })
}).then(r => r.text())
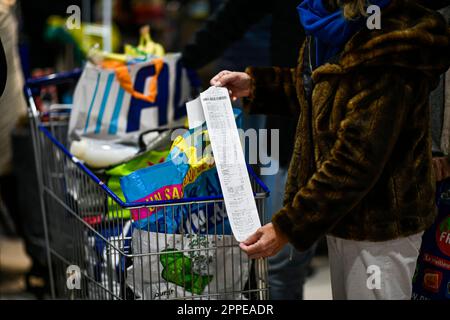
top-left (240, 241), bottom-right (265, 257)
top-left (249, 253), bottom-right (264, 259)
top-left (210, 70), bottom-right (231, 86)
top-left (239, 242), bottom-right (248, 250)
top-left (228, 90), bottom-right (238, 101)
top-left (247, 246), bottom-right (269, 259)
top-left (247, 245), bottom-right (272, 259)
top-left (210, 78), bottom-right (221, 86)
top-left (241, 228), bottom-right (263, 246)
top-left (250, 252), bottom-right (271, 259)
top-left (240, 235), bottom-right (258, 247)
top-left (212, 73), bottom-right (240, 88)
top-left (211, 70), bottom-right (230, 82)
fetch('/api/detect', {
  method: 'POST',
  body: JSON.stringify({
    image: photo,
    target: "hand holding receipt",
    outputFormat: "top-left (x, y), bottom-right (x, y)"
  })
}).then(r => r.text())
top-left (185, 86), bottom-right (261, 242)
top-left (207, 70), bottom-right (289, 258)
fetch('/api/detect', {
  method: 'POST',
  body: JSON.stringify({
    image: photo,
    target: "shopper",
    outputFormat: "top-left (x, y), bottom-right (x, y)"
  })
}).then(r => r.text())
top-left (182, 0), bottom-right (317, 300)
top-left (211, 0), bottom-right (450, 299)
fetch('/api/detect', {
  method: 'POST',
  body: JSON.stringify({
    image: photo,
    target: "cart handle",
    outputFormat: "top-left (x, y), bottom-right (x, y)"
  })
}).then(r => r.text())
top-left (25, 69), bottom-right (82, 89)
top-left (24, 69), bottom-right (82, 120)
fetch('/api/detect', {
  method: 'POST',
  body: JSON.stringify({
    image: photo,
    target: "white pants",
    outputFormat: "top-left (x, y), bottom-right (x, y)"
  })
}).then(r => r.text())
top-left (326, 233), bottom-right (423, 300)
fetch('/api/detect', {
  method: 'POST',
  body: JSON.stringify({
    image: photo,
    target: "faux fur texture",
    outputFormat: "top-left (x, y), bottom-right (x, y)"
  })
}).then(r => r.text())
top-left (243, 0), bottom-right (450, 251)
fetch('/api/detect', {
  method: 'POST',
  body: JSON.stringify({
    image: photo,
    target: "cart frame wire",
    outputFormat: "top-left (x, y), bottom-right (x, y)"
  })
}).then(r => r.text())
top-left (24, 70), bottom-right (270, 300)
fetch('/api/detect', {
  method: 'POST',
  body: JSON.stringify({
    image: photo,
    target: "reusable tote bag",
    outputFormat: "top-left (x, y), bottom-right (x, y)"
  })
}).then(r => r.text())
top-left (68, 53), bottom-right (199, 143)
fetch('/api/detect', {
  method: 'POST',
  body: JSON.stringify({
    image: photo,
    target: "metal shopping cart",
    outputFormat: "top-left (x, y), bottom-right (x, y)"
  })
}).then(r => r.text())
top-left (25, 70), bottom-right (270, 300)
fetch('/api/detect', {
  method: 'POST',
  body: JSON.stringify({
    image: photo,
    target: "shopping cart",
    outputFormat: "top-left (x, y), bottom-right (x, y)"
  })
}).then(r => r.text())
top-left (25, 70), bottom-right (270, 300)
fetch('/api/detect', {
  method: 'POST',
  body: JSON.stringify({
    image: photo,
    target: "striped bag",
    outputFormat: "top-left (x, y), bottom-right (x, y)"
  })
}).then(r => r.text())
top-left (68, 53), bottom-right (200, 143)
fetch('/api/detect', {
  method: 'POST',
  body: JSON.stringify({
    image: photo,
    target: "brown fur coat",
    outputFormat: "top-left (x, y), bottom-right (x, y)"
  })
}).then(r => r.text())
top-left (243, 0), bottom-right (450, 251)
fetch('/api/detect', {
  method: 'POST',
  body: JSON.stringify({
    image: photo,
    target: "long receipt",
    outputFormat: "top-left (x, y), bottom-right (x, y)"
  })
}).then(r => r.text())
top-left (199, 86), bottom-right (261, 242)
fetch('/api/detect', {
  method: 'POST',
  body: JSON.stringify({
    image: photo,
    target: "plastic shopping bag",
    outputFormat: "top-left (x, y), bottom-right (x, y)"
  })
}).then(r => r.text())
top-left (106, 149), bottom-right (170, 219)
top-left (85, 221), bottom-right (133, 299)
top-left (68, 53), bottom-right (199, 143)
top-left (126, 229), bottom-right (249, 300)
top-left (120, 160), bottom-right (186, 232)
top-left (168, 108), bottom-right (243, 234)
top-left (119, 109), bottom-right (242, 234)
top-left (168, 127), bottom-right (231, 235)
top-left (412, 179), bottom-right (450, 300)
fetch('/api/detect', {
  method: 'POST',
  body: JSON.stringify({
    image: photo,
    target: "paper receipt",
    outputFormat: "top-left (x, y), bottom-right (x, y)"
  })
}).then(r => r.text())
top-left (199, 86), bottom-right (261, 242)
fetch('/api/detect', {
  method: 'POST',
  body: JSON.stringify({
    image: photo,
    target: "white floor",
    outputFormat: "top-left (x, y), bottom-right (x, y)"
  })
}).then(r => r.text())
top-left (0, 238), bottom-right (32, 299)
top-left (304, 256), bottom-right (333, 300)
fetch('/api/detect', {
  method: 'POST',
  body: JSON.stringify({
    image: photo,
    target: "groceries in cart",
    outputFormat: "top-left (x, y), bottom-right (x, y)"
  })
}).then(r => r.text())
top-left (70, 138), bottom-right (139, 169)
top-left (126, 230), bottom-right (249, 300)
top-left (61, 25), bottom-right (202, 220)
top-left (105, 149), bottom-right (170, 219)
top-left (120, 158), bottom-right (185, 233)
top-left (84, 220), bottom-right (133, 299)
top-left (168, 125), bottom-right (234, 235)
top-left (120, 110), bottom-right (242, 234)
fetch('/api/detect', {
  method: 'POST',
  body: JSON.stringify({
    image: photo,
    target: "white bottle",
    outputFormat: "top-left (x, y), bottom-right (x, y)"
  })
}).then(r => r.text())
top-left (70, 139), bottom-right (138, 169)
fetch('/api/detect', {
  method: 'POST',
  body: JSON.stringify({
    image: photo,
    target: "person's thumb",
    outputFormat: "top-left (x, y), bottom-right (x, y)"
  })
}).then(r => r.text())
top-left (241, 229), bottom-right (263, 246)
